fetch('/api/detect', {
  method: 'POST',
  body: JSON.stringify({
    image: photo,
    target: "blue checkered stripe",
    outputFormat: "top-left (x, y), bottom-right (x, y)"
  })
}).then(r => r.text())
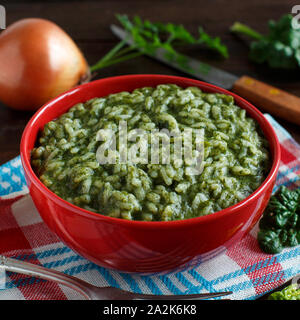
top-left (4, 245), bottom-right (299, 300)
top-left (0, 156), bottom-right (28, 197)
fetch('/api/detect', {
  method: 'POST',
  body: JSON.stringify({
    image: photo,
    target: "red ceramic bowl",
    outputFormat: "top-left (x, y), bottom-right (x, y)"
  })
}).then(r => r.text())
top-left (20, 75), bottom-right (280, 274)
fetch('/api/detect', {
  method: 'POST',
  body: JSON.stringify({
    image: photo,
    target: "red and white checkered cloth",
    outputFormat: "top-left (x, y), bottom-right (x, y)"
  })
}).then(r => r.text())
top-left (0, 114), bottom-right (299, 300)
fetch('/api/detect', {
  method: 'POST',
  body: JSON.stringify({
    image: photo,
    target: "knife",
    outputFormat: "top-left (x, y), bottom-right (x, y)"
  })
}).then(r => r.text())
top-left (111, 24), bottom-right (300, 126)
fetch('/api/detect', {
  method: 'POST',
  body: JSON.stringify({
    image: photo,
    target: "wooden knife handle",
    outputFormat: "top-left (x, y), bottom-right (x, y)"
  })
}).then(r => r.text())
top-left (232, 75), bottom-right (300, 125)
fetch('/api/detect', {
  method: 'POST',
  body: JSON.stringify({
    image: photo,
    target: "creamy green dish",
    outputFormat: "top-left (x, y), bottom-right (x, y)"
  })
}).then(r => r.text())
top-left (31, 84), bottom-right (270, 221)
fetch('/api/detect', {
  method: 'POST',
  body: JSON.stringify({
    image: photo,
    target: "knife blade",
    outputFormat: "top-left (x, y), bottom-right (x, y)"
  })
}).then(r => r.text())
top-left (110, 24), bottom-right (300, 126)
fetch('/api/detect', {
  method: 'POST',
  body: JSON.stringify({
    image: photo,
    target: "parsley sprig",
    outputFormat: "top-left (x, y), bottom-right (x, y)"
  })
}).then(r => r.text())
top-left (90, 14), bottom-right (228, 73)
top-left (230, 14), bottom-right (300, 69)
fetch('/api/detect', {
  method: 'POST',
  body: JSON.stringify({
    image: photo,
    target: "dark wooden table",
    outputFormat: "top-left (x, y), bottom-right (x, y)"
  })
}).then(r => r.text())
top-left (0, 0), bottom-right (299, 165)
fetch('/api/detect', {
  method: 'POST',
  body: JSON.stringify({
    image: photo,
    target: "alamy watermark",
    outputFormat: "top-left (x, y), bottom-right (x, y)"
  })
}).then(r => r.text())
top-left (95, 121), bottom-right (205, 176)
top-left (0, 5), bottom-right (5, 30)
top-left (292, 5), bottom-right (300, 29)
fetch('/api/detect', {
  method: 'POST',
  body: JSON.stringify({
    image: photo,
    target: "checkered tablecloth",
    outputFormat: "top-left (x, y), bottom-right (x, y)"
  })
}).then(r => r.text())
top-left (0, 114), bottom-right (299, 300)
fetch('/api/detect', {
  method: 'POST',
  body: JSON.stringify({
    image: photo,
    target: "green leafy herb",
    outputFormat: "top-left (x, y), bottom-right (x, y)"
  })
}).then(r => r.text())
top-left (230, 14), bottom-right (300, 69)
top-left (90, 14), bottom-right (228, 73)
top-left (257, 185), bottom-right (300, 254)
top-left (197, 27), bottom-right (229, 58)
top-left (268, 284), bottom-right (300, 300)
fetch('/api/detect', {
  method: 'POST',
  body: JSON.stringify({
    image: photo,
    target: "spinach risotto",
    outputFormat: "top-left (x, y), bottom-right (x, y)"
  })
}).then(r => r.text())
top-left (31, 84), bottom-right (270, 221)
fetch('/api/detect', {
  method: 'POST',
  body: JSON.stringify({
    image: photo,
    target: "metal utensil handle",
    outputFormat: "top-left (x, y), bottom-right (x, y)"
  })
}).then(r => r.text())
top-left (0, 255), bottom-right (233, 300)
top-left (0, 255), bottom-right (92, 299)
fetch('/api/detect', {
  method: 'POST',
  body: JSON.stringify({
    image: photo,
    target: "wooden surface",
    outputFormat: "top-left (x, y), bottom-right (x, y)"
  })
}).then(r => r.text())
top-left (0, 0), bottom-right (300, 165)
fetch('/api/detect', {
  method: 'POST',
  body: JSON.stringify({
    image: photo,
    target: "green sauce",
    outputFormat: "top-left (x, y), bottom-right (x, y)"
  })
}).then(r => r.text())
top-left (31, 84), bottom-right (270, 221)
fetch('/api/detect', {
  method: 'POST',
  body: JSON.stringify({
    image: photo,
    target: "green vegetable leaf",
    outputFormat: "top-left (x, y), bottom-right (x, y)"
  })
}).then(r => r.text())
top-left (257, 229), bottom-right (283, 254)
top-left (90, 14), bottom-right (228, 75)
top-left (268, 284), bottom-right (300, 300)
top-left (198, 27), bottom-right (229, 58)
top-left (117, 14), bottom-right (228, 58)
top-left (257, 185), bottom-right (300, 254)
top-left (278, 185), bottom-right (299, 211)
top-left (90, 14), bottom-right (228, 74)
top-left (230, 14), bottom-right (300, 69)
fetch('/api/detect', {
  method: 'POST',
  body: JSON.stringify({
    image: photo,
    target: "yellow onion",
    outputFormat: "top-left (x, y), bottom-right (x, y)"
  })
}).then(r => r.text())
top-left (0, 18), bottom-right (89, 111)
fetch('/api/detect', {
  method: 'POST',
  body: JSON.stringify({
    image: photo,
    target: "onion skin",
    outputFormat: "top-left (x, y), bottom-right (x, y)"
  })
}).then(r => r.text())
top-left (0, 18), bottom-right (89, 111)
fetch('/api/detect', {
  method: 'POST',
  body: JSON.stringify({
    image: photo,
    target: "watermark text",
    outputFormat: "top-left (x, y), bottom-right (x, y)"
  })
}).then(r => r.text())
top-left (0, 5), bottom-right (5, 29)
